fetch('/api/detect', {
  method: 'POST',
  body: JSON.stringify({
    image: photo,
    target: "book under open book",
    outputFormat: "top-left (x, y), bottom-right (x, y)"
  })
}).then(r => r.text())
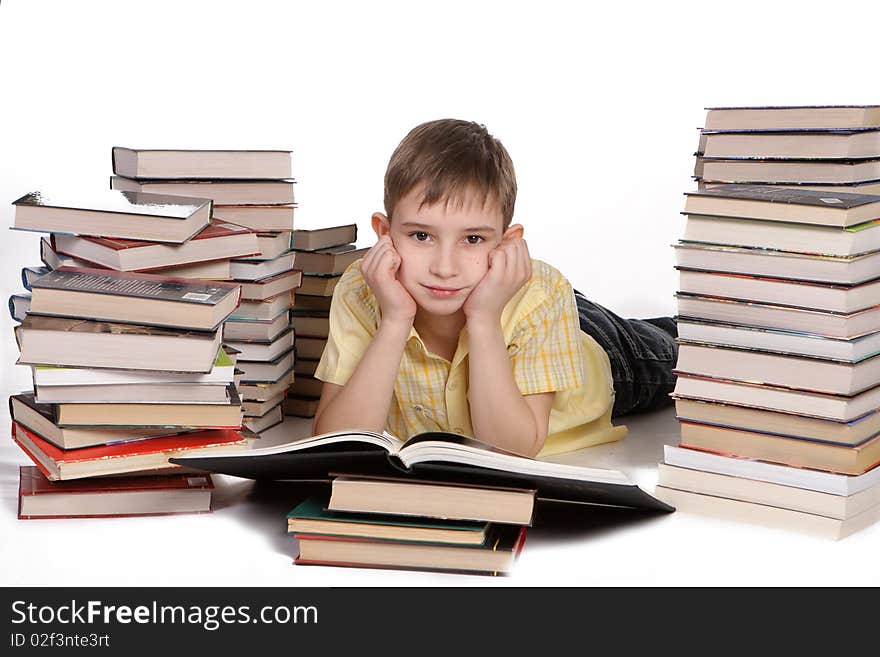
top-left (170, 429), bottom-right (673, 512)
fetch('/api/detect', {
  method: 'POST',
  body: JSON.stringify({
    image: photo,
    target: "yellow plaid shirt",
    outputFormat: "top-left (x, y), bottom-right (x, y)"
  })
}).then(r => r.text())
top-left (313, 258), bottom-right (627, 456)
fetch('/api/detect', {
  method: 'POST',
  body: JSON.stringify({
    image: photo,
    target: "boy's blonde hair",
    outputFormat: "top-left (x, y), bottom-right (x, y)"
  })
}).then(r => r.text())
top-left (384, 119), bottom-right (517, 229)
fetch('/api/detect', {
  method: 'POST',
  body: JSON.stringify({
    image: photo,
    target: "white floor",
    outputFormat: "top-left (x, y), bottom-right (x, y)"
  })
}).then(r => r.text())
top-left (2, 392), bottom-right (878, 587)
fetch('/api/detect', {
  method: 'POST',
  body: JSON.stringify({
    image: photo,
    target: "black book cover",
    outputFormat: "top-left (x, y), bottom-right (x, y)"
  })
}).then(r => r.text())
top-left (685, 184), bottom-right (880, 209)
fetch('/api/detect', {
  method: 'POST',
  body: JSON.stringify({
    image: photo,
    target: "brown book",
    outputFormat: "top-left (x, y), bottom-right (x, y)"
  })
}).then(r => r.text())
top-left (13, 190), bottom-right (211, 243)
top-left (291, 224), bottom-right (357, 251)
top-left (289, 313), bottom-right (329, 338)
top-left (10, 393), bottom-right (196, 450)
top-left (16, 315), bottom-right (223, 373)
top-left (294, 357), bottom-right (320, 376)
top-left (293, 294), bottom-right (332, 312)
top-left (18, 466), bottom-right (214, 519)
top-left (111, 176), bottom-right (295, 206)
top-left (328, 474), bottom-right (536, 525)
top-left (701, 158), bottom-right (880, 185)
top-left (296, 336), bottom-right (327, 359)
top-left (51, 220), bottom-right (259, 272)
top-left (673, 397), bottom-right (880, 446)
top-left (29, 267), bottom-right (241, 331)
top-left (289, 375), bottom-right (324, 398)
top-left (297, 273), bottom-right (341, 297)
top-left (242, 392), bottom-right (287, 418)
top-left (293, 245), bottom-right (367, 274)
top-left (294, 523), bottom-right (525, 576)
top-left (282, 395), bottom-right (320, 417)
top-left (679, 420), bottom-right (880, 475)
top-left (243, 404), bottom-right (284, 434)
top-left (47, 384), bottom-right (242, 428)
top-left (112, 147), bottom-right (292, 180)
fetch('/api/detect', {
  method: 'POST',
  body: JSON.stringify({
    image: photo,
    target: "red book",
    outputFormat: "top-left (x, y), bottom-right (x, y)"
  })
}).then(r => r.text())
top-left (12, 421), bottom-right (248, 481)
top-left (52, 220), bottom-right (260, 272)
top-left (18, 465), bottom-right (215, 519)
top-left (293, 525), bottom-right (527, 576)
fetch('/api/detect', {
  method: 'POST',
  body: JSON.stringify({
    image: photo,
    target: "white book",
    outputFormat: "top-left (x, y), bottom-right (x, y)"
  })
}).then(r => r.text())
top-left (683, 214), bottom-right (880, 257)
top-left (664, 444), bottom-right (880, 497)
top-left (676, 319), bottom-right (880, 361)
top-left (678, 268), bottom-right (880, 314)
top-left (676, 294), bottom-right (880, 339)
top-left (673, 374), bottom-right (880, 421)
top-left (654, 486), bottom-right (880, 539)
top-left (674, 242), bottom-right (880, 285)
top-left (675, 342), bottom-right (880, 395)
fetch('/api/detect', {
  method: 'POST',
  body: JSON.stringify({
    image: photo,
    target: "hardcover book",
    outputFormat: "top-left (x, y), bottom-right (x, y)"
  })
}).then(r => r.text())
top-left (238, 269), bottom-right (302, 301)
top-left (18, 466), bottom-right (214, 519)
top-left (294, 523), bottom-right (526, 576)
top-left (224, 328), bottom-right (296, 361)
top-left (16, 314), bottom-right (223, 373)
top-left (111, 176), bottom-right (295, 206)
top-left (211, 205), bottom-right (296, 232)
top-left (170, 430), bottom-right (673, 512)
top-left (13, 421), bottom-right (249, 480)
top-left (52, 220), bottom-right (260, 272)
top-left (292, 245), bottom-right (368, 275)
top-left (683, 185), bottom-right (880, 227)
top-left (288, 496), bottom-right (490, 545)
top-left (10, 393), bottom-right (196, 450)
top-left (13, 190), bottom-right (212, 243)
top-left (291, 225), bottom-right (357, 251)
top-left (682, 213), bottom-right (880, 257)
top-left (112, 147), bottom-right (292, 180)
top-left (28, 266), bottom-right (241, 331)
top-left (700, 158), bottom-right (880, 185)
top-left (701, 128), bottom-right (880, 159)
top-left (704, 105), bottom-right (880, 131)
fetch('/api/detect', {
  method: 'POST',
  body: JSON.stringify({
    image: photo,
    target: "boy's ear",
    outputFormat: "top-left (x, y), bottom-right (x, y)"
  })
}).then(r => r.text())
top-left (371, 212), bottom-right (391, 239)
top-left (502, 223), bottom-right (524, 242)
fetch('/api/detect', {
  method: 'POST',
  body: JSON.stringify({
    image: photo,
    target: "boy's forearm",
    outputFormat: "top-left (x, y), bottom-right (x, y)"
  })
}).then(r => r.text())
top-left (313, 319), bottom-right (411, 434)
top-left (466, 320), bottom-right (543, 457)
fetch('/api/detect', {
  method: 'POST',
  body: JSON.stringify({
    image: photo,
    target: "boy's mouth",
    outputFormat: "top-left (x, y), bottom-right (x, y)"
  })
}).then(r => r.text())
top-left (422, 284), bottom-right (462, 298)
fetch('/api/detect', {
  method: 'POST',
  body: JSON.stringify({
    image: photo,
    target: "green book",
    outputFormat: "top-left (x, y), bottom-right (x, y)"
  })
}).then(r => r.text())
top-left (286, 497), bottom-right (489, 545)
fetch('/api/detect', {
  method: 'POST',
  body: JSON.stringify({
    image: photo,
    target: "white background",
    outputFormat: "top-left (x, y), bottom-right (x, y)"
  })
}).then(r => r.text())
top-left (1, 0), bottom-right (879, 586)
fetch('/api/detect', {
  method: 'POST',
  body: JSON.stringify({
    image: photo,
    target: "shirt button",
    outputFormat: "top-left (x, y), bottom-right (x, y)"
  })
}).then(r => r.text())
top-left (448, 380), bottom-right (457, 391)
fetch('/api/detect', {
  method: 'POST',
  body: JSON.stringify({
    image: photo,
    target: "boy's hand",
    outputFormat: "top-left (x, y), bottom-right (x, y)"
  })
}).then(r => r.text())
top-left (360, 235), bottom-right (417, 324)
top-left (463, 230), bottom-right (531, 325)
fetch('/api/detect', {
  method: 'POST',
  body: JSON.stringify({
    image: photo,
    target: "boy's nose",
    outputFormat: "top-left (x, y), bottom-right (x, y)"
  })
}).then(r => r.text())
top-left (429, 246), bottom-right (457, 279)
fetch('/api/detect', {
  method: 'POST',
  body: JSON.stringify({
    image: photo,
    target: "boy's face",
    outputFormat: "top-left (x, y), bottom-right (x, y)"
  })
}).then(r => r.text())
top-left (373, 186), bottom-right (518, 318)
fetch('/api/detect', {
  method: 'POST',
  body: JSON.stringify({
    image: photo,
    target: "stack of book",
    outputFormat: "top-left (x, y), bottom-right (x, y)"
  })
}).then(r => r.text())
top-left (695, 105), bottom-right (880, 195)
top-left (7, 222), bottom-right (255, 514)
top-left (170, 427), bottom-right (673, 576)
top-left (284, 223), bottom-right (365, 418)
top-left (110, 148), bottom-right (301, 435)
top-left (659, 114), bottom-right (880, 537)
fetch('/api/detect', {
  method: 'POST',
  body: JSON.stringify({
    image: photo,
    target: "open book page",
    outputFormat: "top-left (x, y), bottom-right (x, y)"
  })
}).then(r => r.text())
top-left (197, 428), bottom-right (404, 458)
top-left (398, 433), bottom-right (632, 485)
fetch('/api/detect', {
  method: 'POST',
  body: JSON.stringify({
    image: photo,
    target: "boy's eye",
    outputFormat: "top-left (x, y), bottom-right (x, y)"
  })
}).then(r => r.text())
top-left (465, 235), bottom-right (484, 245)
top-left (410, 231), bottom-right (430, 241)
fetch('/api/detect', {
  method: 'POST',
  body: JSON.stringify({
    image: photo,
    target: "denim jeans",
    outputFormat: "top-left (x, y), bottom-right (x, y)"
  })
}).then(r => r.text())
top-left (573, 290), bottom-right (678, 418)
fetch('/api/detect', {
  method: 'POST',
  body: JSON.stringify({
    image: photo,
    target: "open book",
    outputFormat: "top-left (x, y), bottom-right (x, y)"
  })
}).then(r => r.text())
top-left (171, 430), bottom-right (672, 512)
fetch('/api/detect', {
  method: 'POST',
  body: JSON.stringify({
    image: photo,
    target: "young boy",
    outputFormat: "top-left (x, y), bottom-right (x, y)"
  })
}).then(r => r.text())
top-left (312, 119), bottom-right (677, 457)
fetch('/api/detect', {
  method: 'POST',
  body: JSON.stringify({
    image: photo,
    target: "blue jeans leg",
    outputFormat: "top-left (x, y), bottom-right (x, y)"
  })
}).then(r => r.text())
top-left (572, 290), bottom-right (678, 418)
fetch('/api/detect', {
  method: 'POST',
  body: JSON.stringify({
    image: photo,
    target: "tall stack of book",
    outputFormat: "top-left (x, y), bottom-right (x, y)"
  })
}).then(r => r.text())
top-left (110, 148), bottom-right (301, 435)
top-left (658, 106), bottom-right (880, 538)
top-left (8, 195), bottom-right (257, 515)
top-left (284, 223), bottom-right (366, 419)
top-left (170, 427), bottom-right (674, 576)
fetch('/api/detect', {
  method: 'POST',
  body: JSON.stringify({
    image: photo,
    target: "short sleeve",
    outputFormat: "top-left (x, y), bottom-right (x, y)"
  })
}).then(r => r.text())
top-left (313, 262), bottom-right (378, 386)
top-left (509, 277), bottom-right (585, 396)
